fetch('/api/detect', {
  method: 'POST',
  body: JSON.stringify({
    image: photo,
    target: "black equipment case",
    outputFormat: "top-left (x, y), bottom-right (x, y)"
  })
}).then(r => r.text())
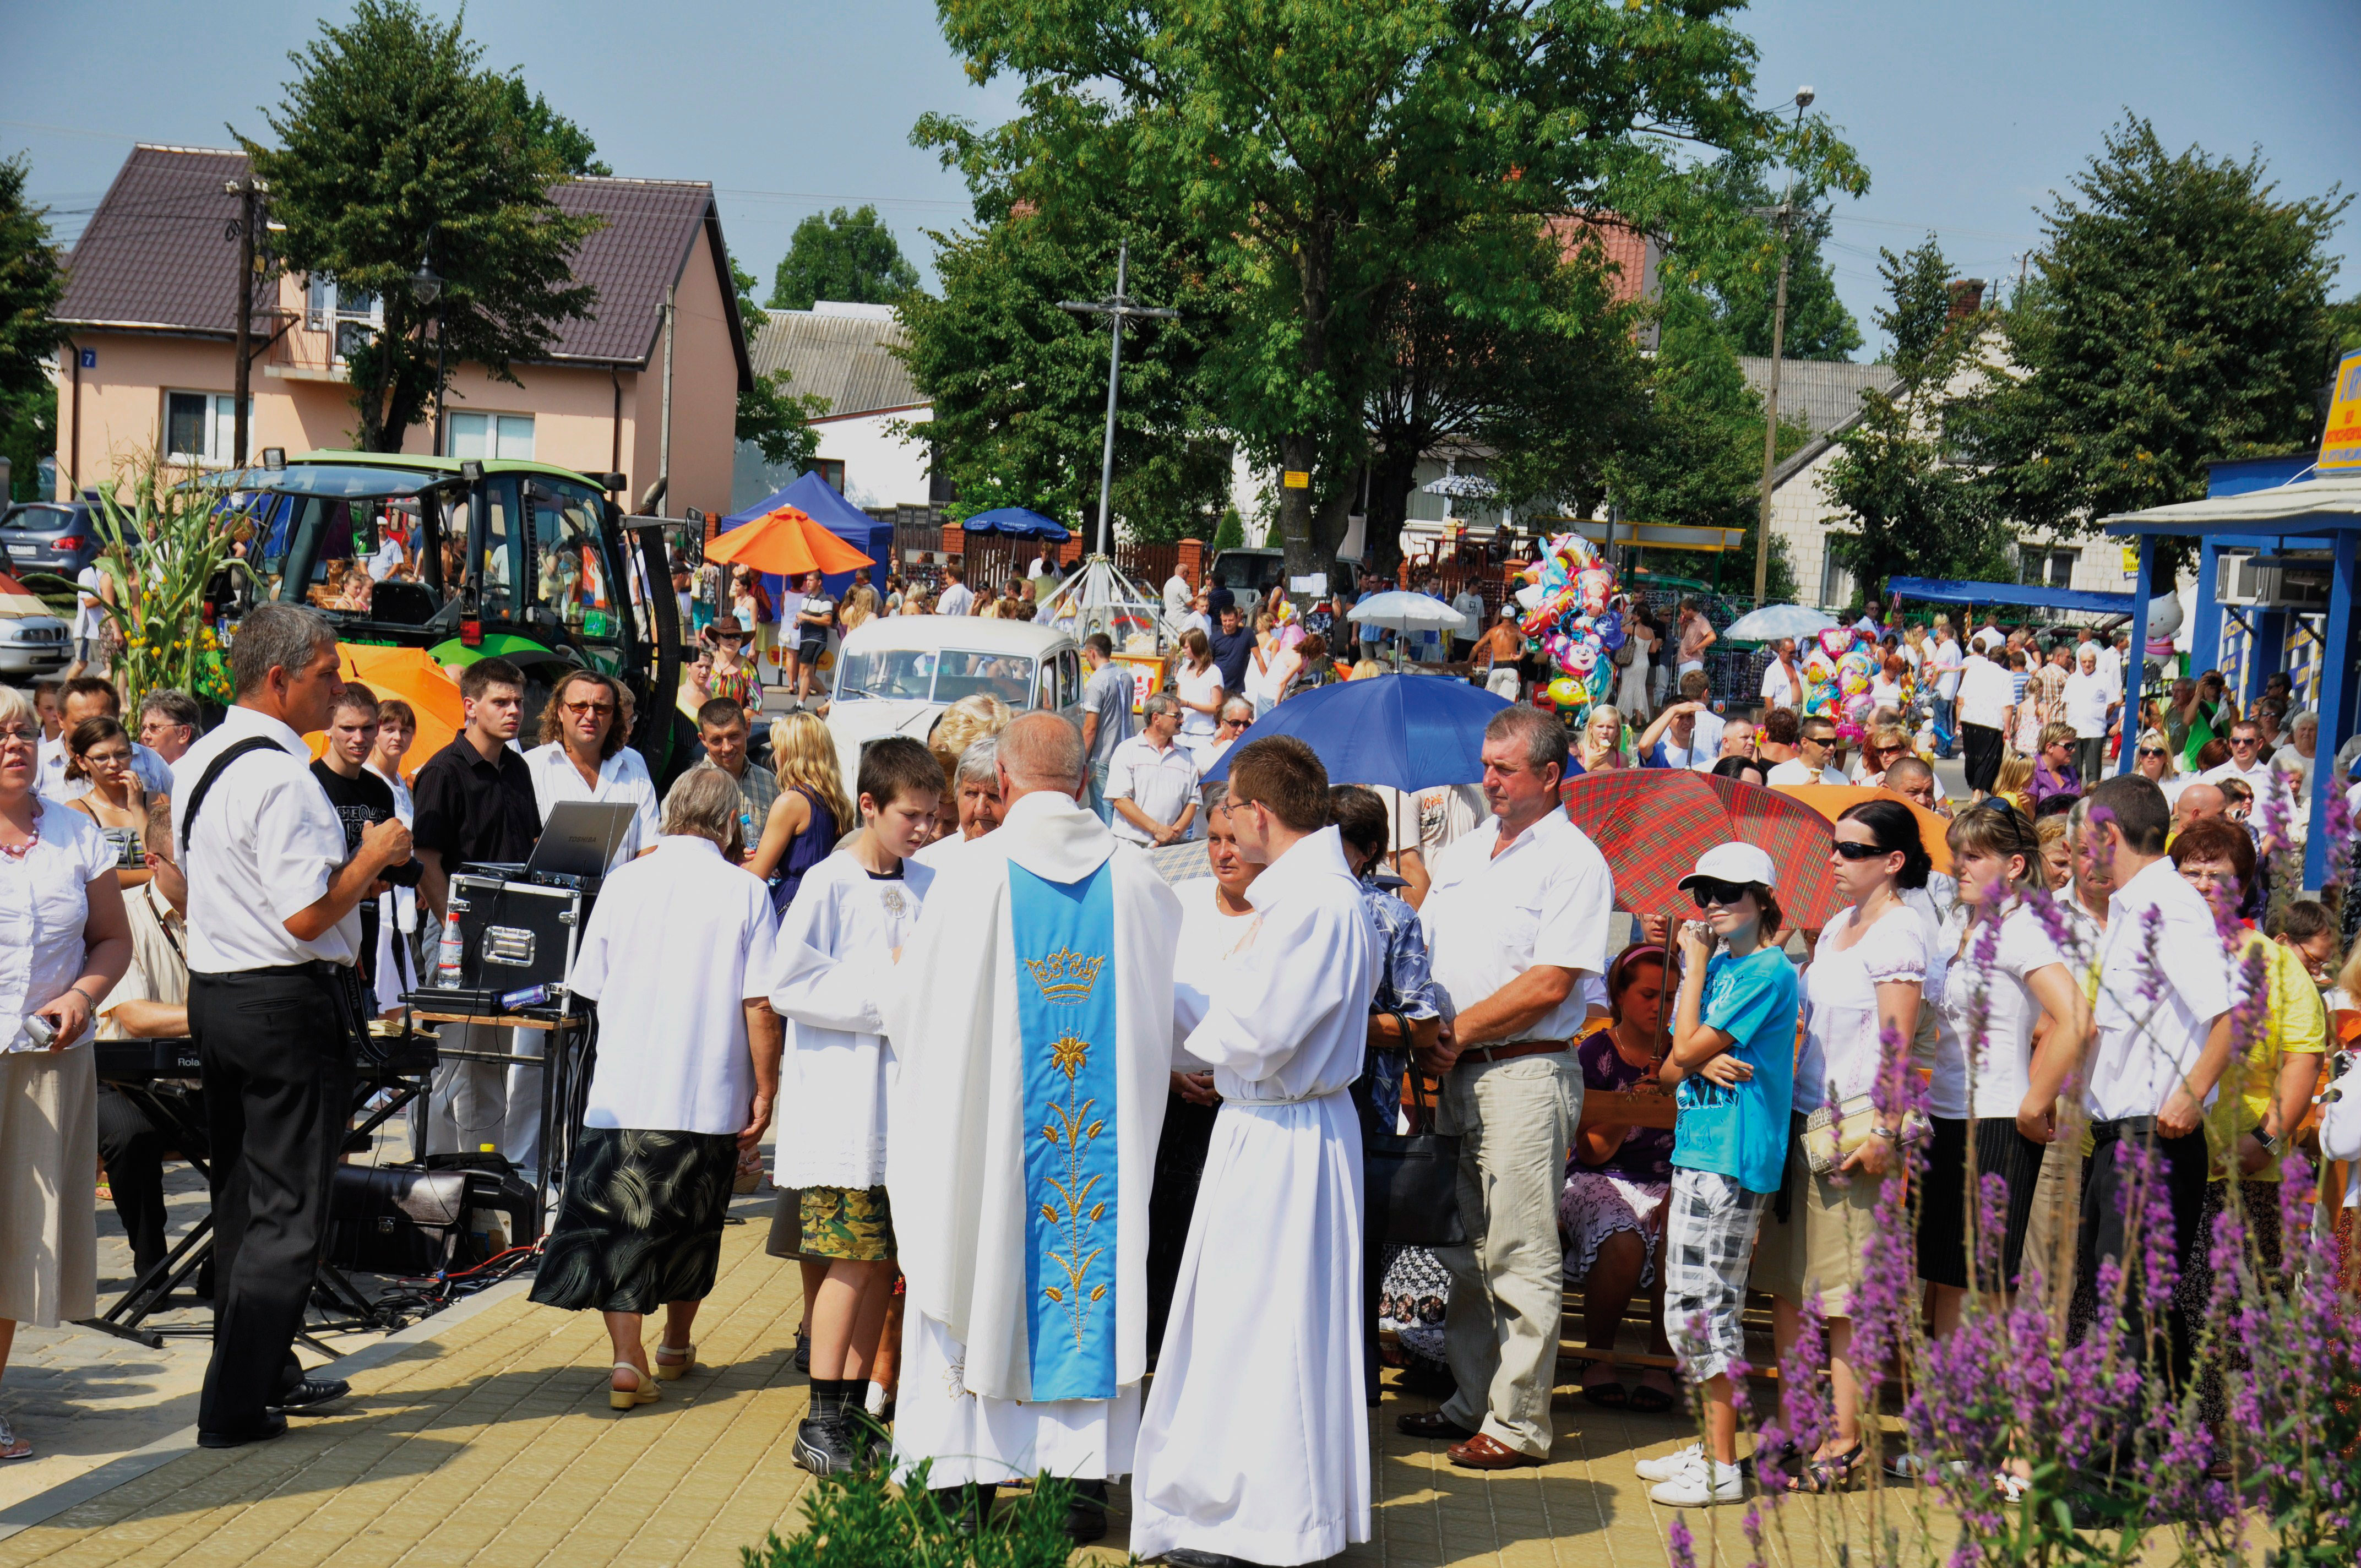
top-left (433, 869), bottom-right (591, 1014)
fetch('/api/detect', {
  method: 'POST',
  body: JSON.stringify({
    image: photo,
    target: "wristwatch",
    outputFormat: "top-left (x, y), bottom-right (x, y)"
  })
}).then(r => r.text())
top-left (1871, 1125), bottom-right (1902, 1143)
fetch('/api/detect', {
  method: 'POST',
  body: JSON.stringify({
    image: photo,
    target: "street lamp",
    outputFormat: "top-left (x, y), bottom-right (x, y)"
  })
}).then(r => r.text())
top-left (413, 242), bottom-right (446, 455)
top-left (1750, 87), bottom-right (1815, 608)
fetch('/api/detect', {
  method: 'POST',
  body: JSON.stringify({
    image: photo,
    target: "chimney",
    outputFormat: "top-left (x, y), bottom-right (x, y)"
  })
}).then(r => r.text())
top-left (1946, 278), bottom-right (1987, 319)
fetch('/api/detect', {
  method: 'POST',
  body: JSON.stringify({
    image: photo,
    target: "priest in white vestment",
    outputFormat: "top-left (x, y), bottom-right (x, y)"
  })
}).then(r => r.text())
top-left (1131, 736), bottom-right (1381, 1568)
top-left (884, 712), bottom-right (1182, 1516)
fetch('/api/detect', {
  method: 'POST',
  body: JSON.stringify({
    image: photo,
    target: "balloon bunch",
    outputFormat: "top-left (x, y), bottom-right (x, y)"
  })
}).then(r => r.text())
top-left (1798, 626), bottom-right (1908, 742)
top-left (1514, 532), bottom-right (1625, 722)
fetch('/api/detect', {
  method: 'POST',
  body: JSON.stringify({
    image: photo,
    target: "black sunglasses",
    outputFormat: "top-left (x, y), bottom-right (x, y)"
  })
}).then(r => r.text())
top-left (1689, 877), bottom-right (1752, 909)
top-left (2137, 747), bottom-right (2167, 758)
top-left (1831, 839), bottom-right (1892, 861)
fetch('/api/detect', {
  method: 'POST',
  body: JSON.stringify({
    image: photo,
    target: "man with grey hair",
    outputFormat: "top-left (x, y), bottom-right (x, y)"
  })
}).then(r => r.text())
top-left (1409, 705), bottom-right (1615, 1469)
top-left (172, 601), bottom-right (413, 1447)
top-left (138, 688), bottom-right (203, 765)
top-left (1079, 632), bottom-right (1134, 823)
top-left (887, 707), bottom-right (1182, 1538)
top-left (1107, 692), bottom-right (1201, 848)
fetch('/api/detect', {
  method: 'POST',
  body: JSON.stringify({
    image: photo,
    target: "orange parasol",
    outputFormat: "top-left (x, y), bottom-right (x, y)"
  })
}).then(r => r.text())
top-left (704, 505), bottom-right (874, 578)
top-left (307, 643), bottom-right (465, 781)
top-left (1772, 783), bottom-right (1954, 874)
top-left (0, 571), bottom-right (50, 618)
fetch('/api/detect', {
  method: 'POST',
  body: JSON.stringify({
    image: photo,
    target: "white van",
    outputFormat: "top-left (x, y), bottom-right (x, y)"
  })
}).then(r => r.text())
top-left (824, 614), bottom-right (1084, 791)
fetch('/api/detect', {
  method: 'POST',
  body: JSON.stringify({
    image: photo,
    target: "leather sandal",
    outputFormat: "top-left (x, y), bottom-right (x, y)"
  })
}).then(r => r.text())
top-left (1448, 1431), bottom-right (1545, 1470)
top-left (654, 1343), bottom-right (695, 1381)
top-left (610, 1362), bottom-right (661, 1411)
top-left (1396, 1408), bottom-right (1477, 1441)
top-left (1580, 1360), bottom-right (1629, 1408)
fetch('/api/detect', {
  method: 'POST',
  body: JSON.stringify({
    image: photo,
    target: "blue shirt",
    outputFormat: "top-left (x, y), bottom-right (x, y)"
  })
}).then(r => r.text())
top-left (1671, 945), bottom-right (1800, 1194)
top-left (1356, 879), bottom-right (1440, 1135)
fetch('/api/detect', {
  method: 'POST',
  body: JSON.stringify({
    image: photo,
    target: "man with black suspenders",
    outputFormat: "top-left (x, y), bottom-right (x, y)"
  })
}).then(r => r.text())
top-left (170, 603), bottom-right (414, 1449)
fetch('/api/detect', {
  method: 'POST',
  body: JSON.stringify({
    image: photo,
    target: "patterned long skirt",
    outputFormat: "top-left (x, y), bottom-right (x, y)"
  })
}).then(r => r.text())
top-left (529, 1127), bottom-right (738, 1314)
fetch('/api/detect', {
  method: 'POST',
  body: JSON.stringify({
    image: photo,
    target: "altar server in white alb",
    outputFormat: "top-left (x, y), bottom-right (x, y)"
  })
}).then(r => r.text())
top-left (766, 736), bottom-right (943, 1475)
top-left (1131, 734), bottom-right (1381, 1568)
top-left (884, 712), bottom-right (1182, 1542)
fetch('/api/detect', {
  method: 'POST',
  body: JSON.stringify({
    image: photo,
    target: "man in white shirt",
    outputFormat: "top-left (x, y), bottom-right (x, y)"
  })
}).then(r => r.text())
top-left (933, 564), bottom-right (974, 617)
top-left (171, 603), bottom-right (411, 1449)
top-left (1450, 585), bottom-right (1486, 661)
top-left (2055, 774), bottom-right (2237, 1384)
top-left (1406, 707), bottom-right (1614, 1469)
top-left (1106, 694), bottom-right (1201, 846)
top-left (1929, 620), bottom-right (1964, 758)
top-left (366, 532), bottom-right (405, 582)
top-left (1162, 565), bottom-right (1192, 618)
top-left (39, 675), bottom-right (176, 799)
top-left (1765, 714), bottom-right (1847, 786)
top-left (2059, 644), bottom-right (2117, 783)
top-left (70, 561), bottom-right (107, 675)
top-left (1953, 645), bottom-right (2016, 797)
top-left (1758, 639), bottom-right (1803, 711)
top-left (2200, 718), bottom-right (2295, 826)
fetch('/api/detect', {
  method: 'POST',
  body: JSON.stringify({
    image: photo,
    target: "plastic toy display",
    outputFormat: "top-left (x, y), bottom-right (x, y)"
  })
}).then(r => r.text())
top-left (1514, 533), bottom-right (1627, 723)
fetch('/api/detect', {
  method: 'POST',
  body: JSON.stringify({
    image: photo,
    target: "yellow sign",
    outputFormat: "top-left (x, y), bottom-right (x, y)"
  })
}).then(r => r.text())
top-left (2121, 546), bottom-right (2141, 576)
top-left (1281, 470), bottom-right (1310, 489)
top-left (2321, 347), bottom-right (2361, 471)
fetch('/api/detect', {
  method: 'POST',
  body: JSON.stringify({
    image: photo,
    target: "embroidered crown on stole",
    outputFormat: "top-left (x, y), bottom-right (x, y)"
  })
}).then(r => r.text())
top-left (1024, 946), bottom-right (1107, 1005)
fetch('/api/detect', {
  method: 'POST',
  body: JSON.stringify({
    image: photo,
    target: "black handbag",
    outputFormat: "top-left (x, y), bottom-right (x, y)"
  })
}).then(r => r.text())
top-left (1364, 1048), bottom-right (1466, 1249)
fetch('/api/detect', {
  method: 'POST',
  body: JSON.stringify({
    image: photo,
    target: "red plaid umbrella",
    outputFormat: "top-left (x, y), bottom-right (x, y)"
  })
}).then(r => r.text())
top-left (1560, 768), bottom-right (1845, 927)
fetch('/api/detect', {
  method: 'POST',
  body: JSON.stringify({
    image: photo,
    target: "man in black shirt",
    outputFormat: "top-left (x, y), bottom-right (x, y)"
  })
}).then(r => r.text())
top-left (407, 656), bottom-right (541, 1162)
top-left (1209, 602), bottom-right (1254, 694)
top-left (308, 682), bottom-right (421, 995)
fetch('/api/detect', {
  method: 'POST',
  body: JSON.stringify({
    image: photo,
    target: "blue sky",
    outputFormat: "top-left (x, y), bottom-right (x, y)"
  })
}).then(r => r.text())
top-left (9, 0), bottom-right (2353, 358)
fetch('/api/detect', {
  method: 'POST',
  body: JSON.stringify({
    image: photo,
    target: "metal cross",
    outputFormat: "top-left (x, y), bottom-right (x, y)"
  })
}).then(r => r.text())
top-left (1059, 241), bottom-right (1179, 557)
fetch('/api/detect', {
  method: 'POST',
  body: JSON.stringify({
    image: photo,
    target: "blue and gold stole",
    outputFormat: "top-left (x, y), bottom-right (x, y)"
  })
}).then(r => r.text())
top-left (1011, 859), bottom-right (1119, 1401)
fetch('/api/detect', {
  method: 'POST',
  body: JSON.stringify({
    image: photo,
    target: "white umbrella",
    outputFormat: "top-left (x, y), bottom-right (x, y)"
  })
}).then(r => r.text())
top-left (1721, 603), bottom-right (1836, 643)
top-left (1346, 590), bottom-right (1470, 635)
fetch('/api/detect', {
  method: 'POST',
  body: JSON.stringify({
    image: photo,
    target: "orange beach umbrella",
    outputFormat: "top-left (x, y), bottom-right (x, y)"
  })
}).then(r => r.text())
top-left (704, 505), bottom-right (874, 579)
top-left (1772, 783), bottom-right (1954, 874)
top-left (306, 642), bottom-right (465, 781)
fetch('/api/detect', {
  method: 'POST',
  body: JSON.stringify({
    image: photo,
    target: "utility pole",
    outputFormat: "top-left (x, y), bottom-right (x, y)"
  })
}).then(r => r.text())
top-left (1059, 241), bottom-right (1178, 556)
top-left (1749, 88), bottom-right (1814, 607)
top-left (223, 172), bottom-right (268, 467)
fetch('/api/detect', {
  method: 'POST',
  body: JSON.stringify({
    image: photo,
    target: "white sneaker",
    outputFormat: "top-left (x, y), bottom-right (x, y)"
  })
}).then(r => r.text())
top-left (1649, 1453), bottom-right (1745, 1507)
top-left (1635, 1443), bottom-right (1702, 1483)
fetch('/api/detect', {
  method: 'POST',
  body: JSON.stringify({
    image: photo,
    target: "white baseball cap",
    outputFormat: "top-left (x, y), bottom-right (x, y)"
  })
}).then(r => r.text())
top-left (1677, 842), bottom-right (1778, 892)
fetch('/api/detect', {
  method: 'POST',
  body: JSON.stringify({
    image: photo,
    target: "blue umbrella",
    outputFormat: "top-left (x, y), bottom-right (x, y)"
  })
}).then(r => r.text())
top-left (961, 507), bottom-right (1070, 540)
top-left (1202, 672), bottom-right (1512, 792)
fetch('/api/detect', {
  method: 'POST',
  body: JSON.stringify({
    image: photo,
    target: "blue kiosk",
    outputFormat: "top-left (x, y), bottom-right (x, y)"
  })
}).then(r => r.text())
top-left (2103, 463), bottom-right (2361, 890)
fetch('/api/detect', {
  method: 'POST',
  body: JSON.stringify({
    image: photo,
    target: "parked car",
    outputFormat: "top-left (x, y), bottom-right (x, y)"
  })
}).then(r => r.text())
top-left (825, 614), bottom-right (1083, 791)
top-left (1208, 546), bottom-right (1366, 605)
top-left (0, 502), bottom-right (110, 579)
top-left (0, 578), bottom-right (70, 679)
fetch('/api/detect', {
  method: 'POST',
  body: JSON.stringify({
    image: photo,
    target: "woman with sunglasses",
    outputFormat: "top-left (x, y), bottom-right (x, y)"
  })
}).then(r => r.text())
top-left (1756, 799), bottom-right (1936, 1492)
top-left (1633, 844), bottom-right (1798, 1507)
top-left (1930, 802), bottom-right (2090, 1322)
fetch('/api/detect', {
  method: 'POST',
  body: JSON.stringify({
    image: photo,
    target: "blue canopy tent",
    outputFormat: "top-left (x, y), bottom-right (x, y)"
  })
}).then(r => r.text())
top-left (962, 507), bottom-right (1070, 540)
top-left (1885, 576), bottom-right (2137, 619)
top-left (717, 471), bottom-right (894, 602)
top-left (2102, 472), bottom-right (2361, 888)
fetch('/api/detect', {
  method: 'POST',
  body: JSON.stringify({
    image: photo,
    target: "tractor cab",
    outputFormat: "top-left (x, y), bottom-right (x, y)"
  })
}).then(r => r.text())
top-left (227, 452), bottom-right (690, 786)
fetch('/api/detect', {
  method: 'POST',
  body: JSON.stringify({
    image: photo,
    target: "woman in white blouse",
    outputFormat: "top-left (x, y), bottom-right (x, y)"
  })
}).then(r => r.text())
top-left (1173, 628), bottom-right (1226, 765)
top-left (0, 684), bottom-right (133, 1462)
top-left (1754, 798), bottom-right (1933, 1492)
top-left (1931, 802), bottom-right (2090, 1326)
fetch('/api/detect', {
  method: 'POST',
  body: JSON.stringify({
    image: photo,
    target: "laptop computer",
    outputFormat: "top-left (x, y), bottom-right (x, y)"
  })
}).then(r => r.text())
top-left (523, 801), bottom-right (639, 882)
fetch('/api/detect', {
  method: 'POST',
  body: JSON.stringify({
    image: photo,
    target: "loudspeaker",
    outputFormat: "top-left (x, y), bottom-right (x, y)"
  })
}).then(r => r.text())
top-left (327, 1163), bottom-right (542, 1276)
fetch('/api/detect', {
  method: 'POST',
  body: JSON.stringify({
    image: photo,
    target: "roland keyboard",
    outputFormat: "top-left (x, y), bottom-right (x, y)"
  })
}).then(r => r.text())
top-left (93, 1038), bottom-right (203, 1081)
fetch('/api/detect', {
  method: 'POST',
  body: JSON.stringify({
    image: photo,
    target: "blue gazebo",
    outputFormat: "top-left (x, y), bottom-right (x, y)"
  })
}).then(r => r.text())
top-left (2103, 469), bottom-right (2361, 888)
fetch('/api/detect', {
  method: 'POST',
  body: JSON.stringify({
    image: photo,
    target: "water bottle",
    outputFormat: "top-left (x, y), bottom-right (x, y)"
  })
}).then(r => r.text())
top-left (434, 906), bottom-right (466, 990)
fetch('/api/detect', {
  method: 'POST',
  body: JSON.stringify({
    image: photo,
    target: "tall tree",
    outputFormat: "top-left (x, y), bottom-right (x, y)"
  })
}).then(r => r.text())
top-left (768, 205), bottom-right (920, 312)
top-left (899, 202), bottom-right (1230, 541)
top-left (244, 0), bottom-right (599, 453)
top-left (1675, 153), bottom-right (1862, 362)
top-left (1822, 237), bottom-right (2012, 596)
top-left (1964, 117), bottom-right (2348, 542)
top-left (0, 153), bottom-right (64, 499)
top-left (923, 0), bottom-right (1864, 579)
top-left (492, 74), bottom-right (610, 176)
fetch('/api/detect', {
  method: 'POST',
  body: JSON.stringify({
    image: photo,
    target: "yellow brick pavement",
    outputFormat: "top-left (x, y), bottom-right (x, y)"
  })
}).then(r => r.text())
top-left (0, 1210), bottom-right (1927, 1568)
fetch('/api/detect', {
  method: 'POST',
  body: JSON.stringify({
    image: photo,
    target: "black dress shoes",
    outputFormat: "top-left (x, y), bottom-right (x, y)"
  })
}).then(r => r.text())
top-left (197, 1414), bottom-right (288, 1449)
top-left (269, 1379), bottom-right (351, 1415)
top-left (1161, 1550), bottom-right (1261, 1567)
top-left (1065, 1478), bottom-right (1109, 1544)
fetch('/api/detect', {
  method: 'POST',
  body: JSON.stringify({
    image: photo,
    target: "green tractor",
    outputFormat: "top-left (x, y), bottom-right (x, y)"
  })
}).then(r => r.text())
top-left (230, 451), bottom-right (694, 787)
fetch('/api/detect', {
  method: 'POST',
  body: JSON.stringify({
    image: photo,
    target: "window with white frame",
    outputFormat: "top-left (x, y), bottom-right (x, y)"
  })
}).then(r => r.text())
top-left (448, 412), bottom-right (535, 461)
top-left (2018, 542), bottom-right (2078, 589)
top-left (163, 391), bottom-right (254, 466)
top-left (304, 276), bottom-right (383, 361)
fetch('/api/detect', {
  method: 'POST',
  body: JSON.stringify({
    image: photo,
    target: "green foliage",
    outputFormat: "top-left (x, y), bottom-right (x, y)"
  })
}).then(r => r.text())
top-left (1211, 505), bottom-right (1244, 549)
top-left (245, 0), bottom-right (600, 453)
top-left (1673, 153), bottom-right (1863, 362)
top-left (922, 0), bottom-right (1865, 576)
top-left (739, 1451), bottom-right (1081, 1568)
top-left (737, 371), bottom-right (826, 471)
top-left (0, 152), bottom-right (67, 406)
top-left (1962, 115), bottom-right (2349, 538)
top-left (768, 206), bottom-right (919, 313)
top-left (2, 382), bottom-right (53, 502)
top-left (490, 73), bottom-right (610, 176)
top-left (2328, 295), bottom-right (2361, 354)
top-left (1604, 284), bottom-right (1801, 603)
top-left (731, 255), bottom-right (768, 332)
top-left (50, 452), bottom-right (245, 706)
top-left (897, 208), bottom-right (1229, 542)
top-left (1824, 236), bottom-right (2013, 595)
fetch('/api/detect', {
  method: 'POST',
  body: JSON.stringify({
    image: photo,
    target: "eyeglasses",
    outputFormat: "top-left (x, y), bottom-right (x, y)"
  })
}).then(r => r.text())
top-left (0, 726), bottom-right (39, 749)
top-left (2230, 737), bottom-right (2258, 747)
top-left (1217, 715), bottom-right (1248, 729)
top-left (2137, 747), bottom-right (2167, 759)
top-left (1831, 839), bottom-right (1891, 861)
top-left (560, 700), bottom-right (617, 717)
top-left (1689, 877), bottom-right (1751, 909)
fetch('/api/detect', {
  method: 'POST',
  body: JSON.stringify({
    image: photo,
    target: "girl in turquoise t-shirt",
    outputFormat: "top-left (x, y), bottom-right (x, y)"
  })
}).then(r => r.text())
top-left (1633, 846), bottom-right (1800, 1507)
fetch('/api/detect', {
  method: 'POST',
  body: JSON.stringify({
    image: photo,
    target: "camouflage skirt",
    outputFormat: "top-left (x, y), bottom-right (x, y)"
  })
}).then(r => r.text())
top-left (529, 1128), bottom-right (737, 1314)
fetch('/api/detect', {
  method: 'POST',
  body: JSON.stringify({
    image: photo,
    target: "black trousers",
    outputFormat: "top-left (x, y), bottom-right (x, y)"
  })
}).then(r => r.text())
top-left (190, 966), bottom-right (356, 1436)
top-left (2079, 1116), bottom-right (2210, 1390)
top-left (1960, 722), bottom-right (2004, 793)
top-left (1145, 1092), bottom-right (1220, 1353)
top-left (95, 1084), bottom-right (170, 1278)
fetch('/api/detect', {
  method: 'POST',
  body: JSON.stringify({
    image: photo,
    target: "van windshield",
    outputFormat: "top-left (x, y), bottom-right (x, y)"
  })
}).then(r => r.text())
top-left (835, 647), bottom-right (1036, 706)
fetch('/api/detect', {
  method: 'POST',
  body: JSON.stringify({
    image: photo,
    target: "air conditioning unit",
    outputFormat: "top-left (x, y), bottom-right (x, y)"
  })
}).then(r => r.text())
top-left (2215, 552), bottom-right (2331, 611)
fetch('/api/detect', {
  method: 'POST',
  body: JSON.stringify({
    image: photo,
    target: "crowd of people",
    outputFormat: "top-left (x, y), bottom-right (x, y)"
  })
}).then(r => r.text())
top-left (4, 571), bottom-right (2358, 1567)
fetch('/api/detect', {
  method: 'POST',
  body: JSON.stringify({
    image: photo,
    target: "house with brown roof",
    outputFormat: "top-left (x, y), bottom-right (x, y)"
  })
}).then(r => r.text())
top-left (732, 301), bottom-right (940, 515)
top-left (52, 143), bottom-right (752, 516)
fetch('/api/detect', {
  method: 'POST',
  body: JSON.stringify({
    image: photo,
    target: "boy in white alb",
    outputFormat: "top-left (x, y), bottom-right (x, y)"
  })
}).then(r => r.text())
top-left (768, 736), bottom-right (945, 1474)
